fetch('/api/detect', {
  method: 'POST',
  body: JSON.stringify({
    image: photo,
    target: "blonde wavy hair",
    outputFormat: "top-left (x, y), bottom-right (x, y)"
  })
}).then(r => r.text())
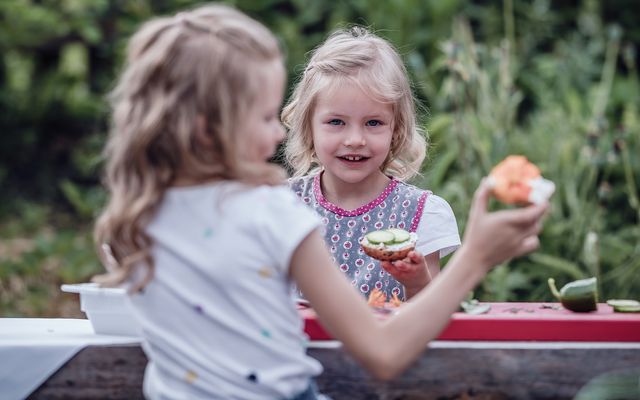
top-left (94, 4), bottom-right (284, 291)
top-left (282, 27), bottom-right (427, 181)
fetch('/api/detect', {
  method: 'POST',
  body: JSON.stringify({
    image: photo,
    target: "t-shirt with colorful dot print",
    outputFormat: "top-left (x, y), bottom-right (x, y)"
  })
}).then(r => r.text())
top-left (290, 172), bottom-right (461, 300)
top-left (128, 182), bottom-right (323, 399)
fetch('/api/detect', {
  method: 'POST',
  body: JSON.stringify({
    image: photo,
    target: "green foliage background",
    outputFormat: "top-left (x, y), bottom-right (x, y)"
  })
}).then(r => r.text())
top-left (1, 0), bottom-right (639, 317)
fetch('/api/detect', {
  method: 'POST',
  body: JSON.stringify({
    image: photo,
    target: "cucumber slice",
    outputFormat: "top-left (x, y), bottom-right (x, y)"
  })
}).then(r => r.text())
top-left (606, 299), bottom-right (640, 308)
top-left (612, 305), bottom-right (640, 313)
top-left (365, 230), bottom-right (395, 245)
top-left (607, 299), bottom-right (640, 312)
top-left (386, 228), bottom-right (410, 243)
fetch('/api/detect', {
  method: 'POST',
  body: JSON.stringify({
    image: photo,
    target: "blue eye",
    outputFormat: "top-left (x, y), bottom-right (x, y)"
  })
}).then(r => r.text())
top-left (366, 120), bottom-right (382, 127)
top-left (328, 119), bottom-right (344, 126)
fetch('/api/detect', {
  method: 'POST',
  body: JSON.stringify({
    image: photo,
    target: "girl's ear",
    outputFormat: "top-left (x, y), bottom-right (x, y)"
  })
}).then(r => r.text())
top-left (195, 115), bottom-right (215, 147)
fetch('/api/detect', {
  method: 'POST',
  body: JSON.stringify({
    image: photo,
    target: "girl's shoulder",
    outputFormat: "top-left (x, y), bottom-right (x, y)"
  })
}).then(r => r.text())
top-left (393, 180), bottom-right (455, 214)
top-left (248, 184), bottom-right (310, 210)
top-left (393, 179), bottom-right (431, 198)
top-left (423, 193), bottom-right (455, 214)
top-left (166, 181), bottom-right (303, 212)
top-left (287, 174), bottom-right (316, 195)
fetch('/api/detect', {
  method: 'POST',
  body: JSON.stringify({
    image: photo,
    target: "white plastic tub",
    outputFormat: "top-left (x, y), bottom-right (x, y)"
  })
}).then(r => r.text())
top-left (61, 283), bottom-right (141, 337)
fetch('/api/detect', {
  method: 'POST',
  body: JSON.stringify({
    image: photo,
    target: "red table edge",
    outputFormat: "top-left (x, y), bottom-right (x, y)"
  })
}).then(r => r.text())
top-left (300, 304), bottom-right (640, 342)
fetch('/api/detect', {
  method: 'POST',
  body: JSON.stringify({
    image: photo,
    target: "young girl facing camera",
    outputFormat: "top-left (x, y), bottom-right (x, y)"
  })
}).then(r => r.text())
top-left (94, 4), bottom-right (547, 399)
top-left (283, 28), bottom-right (460, 300)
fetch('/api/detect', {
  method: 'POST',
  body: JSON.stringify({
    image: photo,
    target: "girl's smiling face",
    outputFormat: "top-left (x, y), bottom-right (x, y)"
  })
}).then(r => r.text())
top-left (311, 80), bottom-right (394, 188)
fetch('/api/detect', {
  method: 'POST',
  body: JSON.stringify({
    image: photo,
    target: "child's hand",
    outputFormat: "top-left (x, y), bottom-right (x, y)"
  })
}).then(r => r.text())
top-left (463, 178), bottom-right (549, 271)
top-left (381, 251), bottom-right (431, 298)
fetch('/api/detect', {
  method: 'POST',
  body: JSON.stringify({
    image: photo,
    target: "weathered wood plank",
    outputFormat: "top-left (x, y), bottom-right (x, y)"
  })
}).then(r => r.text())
top-left (28, 343), bottom-right (640, 399)
top-left (309, 344), bottom-right (640, 399)
top-left (28, 345), bottom-right (146, 400)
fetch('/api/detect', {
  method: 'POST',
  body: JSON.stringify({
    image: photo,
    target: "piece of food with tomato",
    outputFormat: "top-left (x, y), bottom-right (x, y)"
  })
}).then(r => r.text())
top-left (488, 155), bottom-right (555, 205)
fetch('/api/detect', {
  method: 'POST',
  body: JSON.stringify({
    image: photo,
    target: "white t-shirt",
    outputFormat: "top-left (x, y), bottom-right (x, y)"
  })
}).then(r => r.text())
top-left (414, 194), bottom-right (460, 259)
top-left (128, 183), bottom-right (323, 400)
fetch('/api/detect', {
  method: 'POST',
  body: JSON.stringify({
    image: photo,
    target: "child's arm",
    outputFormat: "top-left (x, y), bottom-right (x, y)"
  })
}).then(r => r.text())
top-left (290, 179), bottom-right (547, 381)
top-left (425, 252), bottom-right (440, 284)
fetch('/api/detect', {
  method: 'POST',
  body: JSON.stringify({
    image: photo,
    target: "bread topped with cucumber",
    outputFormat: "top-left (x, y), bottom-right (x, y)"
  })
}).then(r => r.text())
top-left (359, 228), bottom-right (417, 261)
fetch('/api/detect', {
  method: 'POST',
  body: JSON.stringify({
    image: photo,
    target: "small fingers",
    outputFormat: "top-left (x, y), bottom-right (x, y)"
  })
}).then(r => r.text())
top-left (525, 202), bottom-right (549, 223)
top-left (520, 235), bottom-right (540, 254)
top-left (470, 178), bottom-right (491, 218)
top-left (501, 202), bottom-right (549, 227)
top-left (508, 235), bottom-right (540, 260)
top-left (392, 260), bottom-right (410, 271)
top-left (500, 236), bottom-right (540, 260)
top-left (519, 219), bottom-right (543, 239)
top-left (407, 251), bottom-right (423, 264)
top-left (381, 261), bottom-right (400, 275)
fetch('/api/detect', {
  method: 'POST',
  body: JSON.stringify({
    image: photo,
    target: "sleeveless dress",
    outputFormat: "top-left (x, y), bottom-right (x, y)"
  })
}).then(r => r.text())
top-left (290, 173), bottom-right (430, 300)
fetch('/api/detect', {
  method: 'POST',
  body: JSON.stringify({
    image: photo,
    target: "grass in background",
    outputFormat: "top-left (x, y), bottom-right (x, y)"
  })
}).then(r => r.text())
top-left (0, 202), bottom-right (99, 317)
top-left (418, 5), bottom-right (640, 302)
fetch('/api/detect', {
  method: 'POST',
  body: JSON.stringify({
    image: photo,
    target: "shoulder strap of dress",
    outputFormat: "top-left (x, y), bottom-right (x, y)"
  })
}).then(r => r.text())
top-left (409, 191), bottom-right (430, 232)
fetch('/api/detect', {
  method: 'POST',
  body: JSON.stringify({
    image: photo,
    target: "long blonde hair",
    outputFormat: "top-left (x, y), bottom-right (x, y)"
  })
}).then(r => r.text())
top-left (282, 27), bottom-right (427, 181)
top-left (94, 4), bottom-right (284, 290)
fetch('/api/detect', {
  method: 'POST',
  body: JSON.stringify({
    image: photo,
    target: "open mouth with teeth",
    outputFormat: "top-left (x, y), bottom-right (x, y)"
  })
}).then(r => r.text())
top-left (339, 155), bottom-right (369, 162)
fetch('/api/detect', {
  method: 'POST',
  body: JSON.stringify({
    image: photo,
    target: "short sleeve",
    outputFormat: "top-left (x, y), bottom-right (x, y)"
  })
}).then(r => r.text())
top-left (415, 194), bottom-right (461, 258)
top-left (256, 186), bottom-right (321, 273)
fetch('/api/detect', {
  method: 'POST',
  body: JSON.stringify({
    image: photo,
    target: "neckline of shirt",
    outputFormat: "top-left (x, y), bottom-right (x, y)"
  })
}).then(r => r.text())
top-left (312, 173), bottom-right (399, 217)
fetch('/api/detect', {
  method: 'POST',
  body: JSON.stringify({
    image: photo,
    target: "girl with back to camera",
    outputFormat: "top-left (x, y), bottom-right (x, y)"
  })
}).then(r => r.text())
top-left (94, 4), bottom-right (547, 399)
top-left (283, 27), bottom-right (459, 301)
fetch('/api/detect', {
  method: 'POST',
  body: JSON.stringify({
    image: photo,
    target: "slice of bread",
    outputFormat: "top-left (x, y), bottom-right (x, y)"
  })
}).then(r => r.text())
top-left (359, 229), bottom-right (417, 261)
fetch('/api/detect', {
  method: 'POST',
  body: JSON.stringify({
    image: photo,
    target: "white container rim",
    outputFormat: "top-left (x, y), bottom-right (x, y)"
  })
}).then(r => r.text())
top-left (61, 283), bottom-right (127, 297)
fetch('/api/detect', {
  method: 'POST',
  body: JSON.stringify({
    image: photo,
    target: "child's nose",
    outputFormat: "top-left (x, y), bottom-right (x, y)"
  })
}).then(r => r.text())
top-left (343, 127), bottom-right (366, 147)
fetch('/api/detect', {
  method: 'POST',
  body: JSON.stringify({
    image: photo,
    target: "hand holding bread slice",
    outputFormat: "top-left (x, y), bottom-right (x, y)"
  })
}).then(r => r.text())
top-left (359, 228), bottom-right (417, 262)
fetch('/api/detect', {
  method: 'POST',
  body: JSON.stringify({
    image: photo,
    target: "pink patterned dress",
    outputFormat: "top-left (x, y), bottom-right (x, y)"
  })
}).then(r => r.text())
top-left (290, 173), bottom-right (431, 300)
